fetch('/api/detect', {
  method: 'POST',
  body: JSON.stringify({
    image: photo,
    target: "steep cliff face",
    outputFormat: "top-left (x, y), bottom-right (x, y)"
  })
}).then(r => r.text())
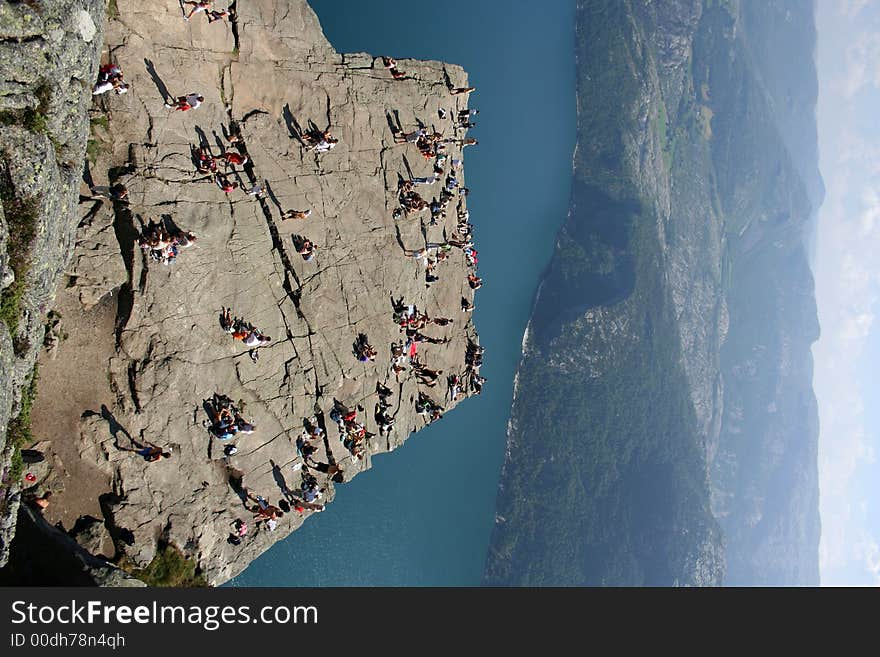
top-left (12, 0), bottom-right (479, 585)
top-left (0, 0), bottom-right (105, 568)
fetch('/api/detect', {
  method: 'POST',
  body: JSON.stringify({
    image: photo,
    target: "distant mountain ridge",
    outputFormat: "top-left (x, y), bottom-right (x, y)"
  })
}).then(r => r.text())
top-left (484, 0), bottom-right (821, 586)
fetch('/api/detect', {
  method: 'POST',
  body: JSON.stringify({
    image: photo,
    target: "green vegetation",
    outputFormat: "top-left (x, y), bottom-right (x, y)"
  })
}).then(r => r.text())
top-left (128, 543), bottom-right (208, 587)
top-left (0, 107), bottom-right (47, 136)
top-left (90, 116), bottom-right (109, 131)
top-left (87, 116), bottom-right (110, 164)
top-left (6, 366), bottom-right (39, 484)
top-left (108, 0), bottom-right (119, 20)
top-left (0, 168), bottom-right (39, 340)
top-left (86, 139), bottom-right (101, 165)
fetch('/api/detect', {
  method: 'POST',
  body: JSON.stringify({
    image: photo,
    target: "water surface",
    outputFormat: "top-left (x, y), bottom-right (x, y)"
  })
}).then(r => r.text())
top-left (230, 0), bottom-right (575, 586)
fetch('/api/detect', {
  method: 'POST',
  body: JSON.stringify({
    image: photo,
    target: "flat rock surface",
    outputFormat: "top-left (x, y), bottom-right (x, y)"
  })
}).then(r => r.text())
top-left (33, 0), bottom-right (480, 584)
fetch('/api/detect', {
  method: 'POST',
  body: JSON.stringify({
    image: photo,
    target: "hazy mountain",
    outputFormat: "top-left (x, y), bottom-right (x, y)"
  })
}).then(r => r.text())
top-left (484, 0), bottom-right (821, 586)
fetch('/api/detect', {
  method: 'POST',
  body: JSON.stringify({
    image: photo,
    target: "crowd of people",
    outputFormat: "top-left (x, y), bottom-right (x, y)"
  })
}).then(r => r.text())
top-left (137, 218), bottom-right (197, 265)
top-left (77, 41), bottom-right (488, 548)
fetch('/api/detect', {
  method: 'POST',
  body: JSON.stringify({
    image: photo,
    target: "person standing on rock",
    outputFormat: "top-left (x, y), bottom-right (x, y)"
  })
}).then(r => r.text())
top-left (165, 93), bottom-right (204, 111)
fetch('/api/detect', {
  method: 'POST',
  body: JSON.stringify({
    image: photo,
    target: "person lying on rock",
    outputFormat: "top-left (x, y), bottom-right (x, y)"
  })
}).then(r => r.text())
top-left (183, 0), bottom-right (213, 21)
top-left (115, 434), bottom-right (172, 462)
top-left (165, 92), bottom-right (204, 111)
top-left (411, 173), bottom-right (439, 185)
top-left (221, 310), bottom-right (272, 348)
top-left (207, 7), bottom-right (232, 23)
top-left (450, 86), bottom-right (476, 95)
top-left (412, 357), bottom-right (442, 387)
top-left (395, 127), bottom-right (426, 144)
top-left (283, 208), bottom-right (312, 221)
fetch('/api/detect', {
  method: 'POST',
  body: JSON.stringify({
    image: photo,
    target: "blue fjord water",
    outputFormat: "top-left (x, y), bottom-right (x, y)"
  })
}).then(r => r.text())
top-left (229, 0), bottom-right (575, 586)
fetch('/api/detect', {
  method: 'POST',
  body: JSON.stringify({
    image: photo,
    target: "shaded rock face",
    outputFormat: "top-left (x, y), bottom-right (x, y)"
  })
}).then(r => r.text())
top-left (0, 505), bottom-right (143, 587)
top-left (0, 0), bottom-right (105, 567)
top-left (32, 0), bottom-right (479, 585)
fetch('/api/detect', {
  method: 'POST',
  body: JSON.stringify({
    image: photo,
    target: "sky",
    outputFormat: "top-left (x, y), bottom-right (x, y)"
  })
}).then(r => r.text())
top-left (815, 0), bottom-right (880, 586)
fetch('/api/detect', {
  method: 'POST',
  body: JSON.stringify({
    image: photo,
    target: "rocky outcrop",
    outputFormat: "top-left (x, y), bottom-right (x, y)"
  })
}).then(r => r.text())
top-left (0, 504), bottom-right (143, 586)
top-left (0, 0), bottom-right (105, 567)
top-left (21, 0), bottom-right (479, 586)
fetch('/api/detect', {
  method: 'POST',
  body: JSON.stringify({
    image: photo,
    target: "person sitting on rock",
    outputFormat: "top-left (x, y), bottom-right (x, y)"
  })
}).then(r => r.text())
top-left (215, 173), bottom-right (238, 193)
top-left (447, 374), bottom-right (463, 402)
top-left (205, 393), bottom-right (253, 439)
top-left (165, 92), bottom-right (204, 111)
top-left (300, 471), bottom-right (324, 503)
top-left (292, 235), bottom-right (317, 261)
top-left (193, 146), bottom-right (218, 174)
top-left (215, 151), bottom-right (248, 167)
top-left (353, 333), bottom-right (377, 362)
top-left (468, 273), bottom-right (482, 290)
top-left (242, 327), bottom-right (271, 348)
top-left (233, 413), bottom-right (256, 434)
top-left (415, 392), bottom-right (444, 420)
top-left (26, 491), bottom-right (52, 512)
top-left (228, 518), bottom-right (247, 545)
top-left (374, 403), bottom-right (396, 437)
top-left (93, 63), bottom-right (129, 95)
top-left (296, 434), bottom-right (319, 462)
